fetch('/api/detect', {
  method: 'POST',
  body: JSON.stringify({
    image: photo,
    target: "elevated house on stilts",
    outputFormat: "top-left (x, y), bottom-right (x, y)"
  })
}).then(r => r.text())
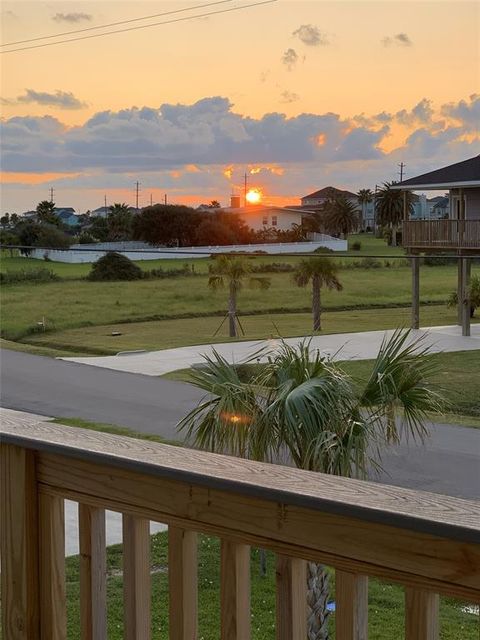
top-left (393, 155), bottom-right (480, 336)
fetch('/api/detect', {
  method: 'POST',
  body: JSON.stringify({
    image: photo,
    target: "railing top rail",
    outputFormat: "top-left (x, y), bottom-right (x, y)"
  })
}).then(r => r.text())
top-left (2, 415), bottom-right (479, 544)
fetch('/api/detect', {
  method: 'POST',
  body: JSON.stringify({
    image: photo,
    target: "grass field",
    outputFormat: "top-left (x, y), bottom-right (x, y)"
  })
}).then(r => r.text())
top-left (23, 305), bottom-right (476, 355)
top-left (63, 531), bottom-right (478, 640)
top-left (1, 264), bottom-right (468, 341)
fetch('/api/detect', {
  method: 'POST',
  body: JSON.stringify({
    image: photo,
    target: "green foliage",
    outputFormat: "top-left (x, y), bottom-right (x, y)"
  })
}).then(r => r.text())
top-left (34, 224), bottom-right (72, 249)
top-left (447, 274), bottom-right (480, 317)
top-left (36, 200), bottom-right (60, 226)
top-left (0, 268), bottom-right (60, 285)
top-left (323, 196), bottom-right (360, 237)
top-left (293, 257), bottom-right (342, 290)
top-left (351, 240), bottom-right (362, 251)
top-left (107, 203), bottom-right (134, 241)
top-left (87, 252), bottom-right (143, 281)
top-left (77, 232), bottom-right (97, 244)
top-left (375, 183), bottom-right (414, 229)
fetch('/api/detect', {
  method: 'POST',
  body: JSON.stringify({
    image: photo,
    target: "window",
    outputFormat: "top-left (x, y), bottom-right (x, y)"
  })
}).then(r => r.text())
top-left (262, 216), bottom-right (268, 225)
top-left (271, 215), bottom-right (278, 226)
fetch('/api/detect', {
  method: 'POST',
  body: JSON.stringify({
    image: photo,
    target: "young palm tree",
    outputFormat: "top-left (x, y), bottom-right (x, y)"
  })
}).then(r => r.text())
top-left (375, 183), bottom-right (414, 246)
top-left (208, 255), bottom-right (270, 338)
top-left (178, 330), bottom-right (442, 640)
top-left (447, 273), bottom-right (480, 318)
top-left (357, 188), bottom-right (373, 229)
top-left (293, 258), bottom-right (342, 331)
top-left (323, 196), bottom-right (360, 238)
top-left (107, 203), bottom-right (133, 241)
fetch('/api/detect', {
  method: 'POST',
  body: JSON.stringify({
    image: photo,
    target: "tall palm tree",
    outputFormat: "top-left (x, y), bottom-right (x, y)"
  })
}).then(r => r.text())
top-left (208, 255), bottom-right (270, 338)
top-left (178, 330), bottom-right (442, 640)
top-left (357, 188), bottom-right (373, 229)
top-left (323, 196), bottom-right (360, 238)
top-left (36, 200), bottom-right (59, 226)
top-left (107, 203), bottom-right (133, 241)
top-left (293, 258), bottom-right (342, 331)
top-left (375, 183), bottom-right (414, 246)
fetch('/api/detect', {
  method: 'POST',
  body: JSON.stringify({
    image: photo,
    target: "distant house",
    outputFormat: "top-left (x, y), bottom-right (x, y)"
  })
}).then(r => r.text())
top-left (55, 207), bottom-right (79, 227)
top-left (91, 206), bottom-right (111, 219)
top-left (225, 205), bottom-right (309, 232)
top-left (300, 186), bottom-right (375, 228)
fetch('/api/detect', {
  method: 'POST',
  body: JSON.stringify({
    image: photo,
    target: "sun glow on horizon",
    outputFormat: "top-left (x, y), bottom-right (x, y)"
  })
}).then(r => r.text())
top-left (246, 188), bottom-right (262, 204)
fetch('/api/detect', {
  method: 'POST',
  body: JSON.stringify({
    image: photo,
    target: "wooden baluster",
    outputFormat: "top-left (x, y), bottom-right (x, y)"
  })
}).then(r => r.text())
top-left (275, 555), bottom-right (307, 640)
top-left (335, 570), bottom-right (368, 640)
top-left (123, 515), bottom-right (151, 640)
top-left (169, 526), bottom-right (198, 640)
top-left (39, 492), bottom-right (66, 640)
top-left (79, 504), bottom-right (107, 640)
top-left (0, 444), bottom-right (40, 640)
top-left (220, 540), bottom-right (250, 640)
top-left (405, 588), bottom-right (439, 640)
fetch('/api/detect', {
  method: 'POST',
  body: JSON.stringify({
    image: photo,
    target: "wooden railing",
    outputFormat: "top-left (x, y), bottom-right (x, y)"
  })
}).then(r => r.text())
top-left (1, 415), bottom-right (479, 639)
top-left (403, 219), bottom-right (480, 249)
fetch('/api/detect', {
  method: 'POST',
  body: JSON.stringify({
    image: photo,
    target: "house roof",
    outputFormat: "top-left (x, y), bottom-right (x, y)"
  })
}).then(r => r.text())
top-left (302, 186), bottom-right (358, 200)
top-left (393, 155), bottom-right (480, 190)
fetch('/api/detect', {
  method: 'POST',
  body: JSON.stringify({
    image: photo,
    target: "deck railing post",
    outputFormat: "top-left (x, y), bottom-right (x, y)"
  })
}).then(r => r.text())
top-left (0, 444), bottom-right (41, 639)
top-left (335, 570), bottom-right (368, 640)
top-left (220, 540), bottom-right (251, 639)
top-left (123, 515), bottom-right (151, 640)
top-left (169, 526), bottom-right (198, 640)
top-left (405, 587), bottom-right (439, 640)
top-left (78, 504), bottom-right (107, 640)
top-left (39, 492), bottom-right (66, 640)
top-left (275, 555), bottom-right (307, 639)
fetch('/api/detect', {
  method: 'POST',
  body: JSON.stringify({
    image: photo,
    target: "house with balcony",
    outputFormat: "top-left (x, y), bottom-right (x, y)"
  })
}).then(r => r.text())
top-left (393, 154), bottom-right (480, 335)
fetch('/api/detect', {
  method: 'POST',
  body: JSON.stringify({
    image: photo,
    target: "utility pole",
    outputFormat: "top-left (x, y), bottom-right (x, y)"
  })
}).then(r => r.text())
top-left (49, 187), bottom-right (55, 203)
top-left (398, 162), bottom-right (406, 182)
top-left (104, 194), bottom-right (107, 212)
top-left (164, 193), bottom-right (167, 206)
top-left (150, 193), bottom-right (153, 207)
top-left (244, 172), bottom-right (248, 207)
top-left (135, 181), bottom-right (141, 211)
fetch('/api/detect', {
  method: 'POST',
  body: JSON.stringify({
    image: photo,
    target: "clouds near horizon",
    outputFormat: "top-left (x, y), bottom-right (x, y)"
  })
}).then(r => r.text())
top-left (2, 89), bottom-right (88, 110)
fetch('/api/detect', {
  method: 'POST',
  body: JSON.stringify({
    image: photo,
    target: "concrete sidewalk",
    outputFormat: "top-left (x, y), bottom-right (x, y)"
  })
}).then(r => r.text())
top-left (62, 324), bottom-right (480, 376)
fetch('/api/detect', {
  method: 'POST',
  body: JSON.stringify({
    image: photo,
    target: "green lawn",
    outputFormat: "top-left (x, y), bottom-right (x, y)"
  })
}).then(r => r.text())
top-left (23, 305), bottom-right (475, 355)
top-left (1, 264), bottom-right (469, 341)
top-left (64, 531), bottom-right (478, 640)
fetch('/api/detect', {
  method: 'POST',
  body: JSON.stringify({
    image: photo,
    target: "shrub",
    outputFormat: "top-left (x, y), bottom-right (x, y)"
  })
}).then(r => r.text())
top-left (423, 255), bottom-right (456, 266)
top-left (78, 232), bottom-right (96, 244)
top-left (146, 264), bottom-right (194, 279)
top-left (357, 257), bottom-right (382, 269)
top-left (0, 268), bottom-right (60, 285)
top-left (87, 252), bottom-right (143, 281)
top-left (313, 246), bottom-right (334, 254)
top-left (350, 240), bottom-right (362, 251)
top-left (251, 262), bottom-right (295, 273)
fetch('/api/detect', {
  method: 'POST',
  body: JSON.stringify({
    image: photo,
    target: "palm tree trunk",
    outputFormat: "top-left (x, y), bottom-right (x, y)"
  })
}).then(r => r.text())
top-left (391, 223), bottom-right (397, 247)
top-left (228, 283), bottom-right (237, 338)
top-left (312, 275), bottom-right (321, 331)
top-left (307, 562), bottom-right (330, 640)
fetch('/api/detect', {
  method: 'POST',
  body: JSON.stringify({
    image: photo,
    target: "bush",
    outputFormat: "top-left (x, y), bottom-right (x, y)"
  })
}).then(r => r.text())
top-left (423, 255), bottom-right (457, 266)
top-left (356, 257), bottom-right (382, 269)
top-left (145, 264), bottom-right (194, 279)
top-left (78, 232), bottom-right (97, 244)
top-left (251, 262), bottom-right (295, 273)
top-left (87, 252), bottom-right (143, 281)
top-left (0, 268), bottom-right (60, 285)
top-left (313, 246), bottom-right (334, 254)
top-left (350, 240), bottom-right (362, 251)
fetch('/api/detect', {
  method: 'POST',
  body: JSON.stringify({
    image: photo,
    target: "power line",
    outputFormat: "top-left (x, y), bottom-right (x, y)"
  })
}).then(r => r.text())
top-left (1, 0), bottom-right (235, 47)
top-left (1, 0), bottom-right (277, 54)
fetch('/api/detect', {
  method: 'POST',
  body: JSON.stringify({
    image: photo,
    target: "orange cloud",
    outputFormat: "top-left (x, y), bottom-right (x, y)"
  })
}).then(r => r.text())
top-left (316, 133), bottom-right (326, 146)
top-left (1, 171), bottom-right (82, 185)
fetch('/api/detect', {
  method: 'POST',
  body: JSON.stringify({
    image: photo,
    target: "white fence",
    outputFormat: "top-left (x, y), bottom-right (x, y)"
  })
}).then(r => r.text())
top-left (25, 237), bottom-right (347, 263)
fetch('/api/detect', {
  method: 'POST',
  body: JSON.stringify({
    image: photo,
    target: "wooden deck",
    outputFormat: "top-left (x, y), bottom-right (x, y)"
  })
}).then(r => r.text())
top-left (403, 219), bottom-right (480, 250)
top-left (2, 415), bottom-right (480, 639)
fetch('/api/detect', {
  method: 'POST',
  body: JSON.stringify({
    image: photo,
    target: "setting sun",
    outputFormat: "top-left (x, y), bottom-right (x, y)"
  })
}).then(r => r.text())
top-left (246, 188), bottom-right (262, 205)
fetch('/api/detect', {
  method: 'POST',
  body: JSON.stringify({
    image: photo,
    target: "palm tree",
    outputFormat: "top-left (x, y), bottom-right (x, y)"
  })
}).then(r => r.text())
top-left (36, 200), bottom-right (59, 226)
top-left (293, 258), bottom-right (342, 331)
top-left (357, 188), bottom-right (373, 229)
top-left (178, 330), bottom-right (442, 640)
top-left (107, 203), bottom-right (133, 241)
top-left (208, 255), bottom-right (271, 338)
top-left (448, 273), bottom-right (480, 318)
top-left (323, 196), bottom-right (360, 238)
top-left (375, 183), bottom-right (414, 246)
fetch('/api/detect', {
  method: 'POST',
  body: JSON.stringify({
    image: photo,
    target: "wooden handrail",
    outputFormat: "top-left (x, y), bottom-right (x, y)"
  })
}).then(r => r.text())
top-left (403, 219), bottom-right (480, 249)
top-left (1, 417), bottom-right (480, 639)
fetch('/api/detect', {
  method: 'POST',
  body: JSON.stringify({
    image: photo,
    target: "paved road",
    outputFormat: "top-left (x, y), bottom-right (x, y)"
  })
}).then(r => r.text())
top-left (0, 349), bottom-right (204, 440)
top-left (1, 349), bottom-right (479, 500)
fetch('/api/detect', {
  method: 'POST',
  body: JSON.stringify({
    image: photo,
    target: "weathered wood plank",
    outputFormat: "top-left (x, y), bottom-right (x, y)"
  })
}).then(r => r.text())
top-left (39, 491), bottom-right (66, 640)
top-left (405, 588), bottom-right (439, 640)
top-left (220, 540), bottom-right (250, 639)
top-left (78, 504), bottom-right (107, 640)
top-left (275, 555), bottom-right (307, 639)
top-left (168, 526), bottom-right (198, 640)
top-left (34, 453), bottom-right (480, 602)
top-left (123, 514), bottom-right (151, 640)
top-left (335, 570), bottom-right (368, 640)
top-left (0, 444), bottom-right (40, 640)
top-left (2, 420), bottom-right (478, 542)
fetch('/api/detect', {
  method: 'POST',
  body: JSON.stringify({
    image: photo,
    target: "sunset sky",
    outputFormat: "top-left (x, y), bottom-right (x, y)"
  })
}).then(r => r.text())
top-left (1, 0), bottom-right (479, 213)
